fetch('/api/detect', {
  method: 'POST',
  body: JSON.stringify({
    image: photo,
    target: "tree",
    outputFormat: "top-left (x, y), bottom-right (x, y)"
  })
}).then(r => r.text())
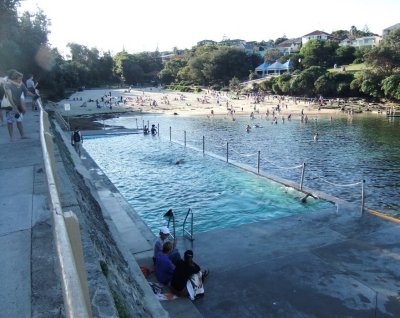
top-left (263, 48), bottom-right (282, 64)
top-left (381, 74), bottom-right (400, 101)
top-left (364, 28), bottom-right (400, 76)
top-left (351, 71), bottom-right (384, 99)
top-left (300, 40), bottom-right (338, 69)
top-left (335, 46), bottom-right (356, 66)
top-left (159, 57), bottom-right (188, 84)
top-left (331, 30), bottom-right (350, 42)
top-left (290, 66), bottom-right (326, 96)
top-left (229, 77), bottom-right (241, 93)
top-left (0, 0), bottom-right (49, 75)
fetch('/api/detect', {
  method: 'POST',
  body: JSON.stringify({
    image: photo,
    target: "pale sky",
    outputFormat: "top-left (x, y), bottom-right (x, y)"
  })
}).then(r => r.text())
top-left (19, 0), bottom-right (400, 56)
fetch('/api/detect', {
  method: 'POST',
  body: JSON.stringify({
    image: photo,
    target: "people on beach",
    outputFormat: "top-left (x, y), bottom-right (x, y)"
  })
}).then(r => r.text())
top-left (71, 127), bottom-right (83, 157)
top-left (171, 249), bottom-right (209, 300)
top-left (153, 226), bottom-right (181, 266)
top-left (155, 241), bottom-right (175, 286)
top-left (1, 69), bottom-right (36, 141)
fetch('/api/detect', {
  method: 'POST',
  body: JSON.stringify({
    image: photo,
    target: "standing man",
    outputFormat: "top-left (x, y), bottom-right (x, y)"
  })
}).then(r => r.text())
top-left (1, 69), bottom-right (35, 141)
top-left (71, 127), bottom-right (83, 157)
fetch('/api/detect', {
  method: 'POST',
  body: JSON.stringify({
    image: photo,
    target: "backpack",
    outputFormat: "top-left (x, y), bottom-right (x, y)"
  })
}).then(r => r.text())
top-left (73, 131), bottom-right (81, 142)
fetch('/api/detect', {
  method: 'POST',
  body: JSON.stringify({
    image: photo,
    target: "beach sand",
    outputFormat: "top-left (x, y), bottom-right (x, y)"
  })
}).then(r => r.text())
top-left (48, 87), bottom-right (387, 129)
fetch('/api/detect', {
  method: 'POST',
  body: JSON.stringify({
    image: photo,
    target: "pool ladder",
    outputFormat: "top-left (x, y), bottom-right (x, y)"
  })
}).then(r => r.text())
top-left (183, 208), bottom-right (194, 241)
top-left (164, 208), bottom-right (194, 242)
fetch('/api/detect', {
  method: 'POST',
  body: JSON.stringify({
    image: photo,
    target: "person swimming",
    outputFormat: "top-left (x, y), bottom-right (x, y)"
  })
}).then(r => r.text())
top-left (300, 193), bottom-right (318, 203)
top-left (246, 125), bottom-right (251, 133)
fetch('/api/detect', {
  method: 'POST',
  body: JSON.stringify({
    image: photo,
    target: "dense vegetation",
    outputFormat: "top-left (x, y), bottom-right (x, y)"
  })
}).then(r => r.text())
top-left (1, 0), bottom-right (399, 102)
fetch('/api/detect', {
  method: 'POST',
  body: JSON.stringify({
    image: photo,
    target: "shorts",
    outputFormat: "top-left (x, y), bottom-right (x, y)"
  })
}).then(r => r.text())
top-left (6, 110), bottom-right (23, 124)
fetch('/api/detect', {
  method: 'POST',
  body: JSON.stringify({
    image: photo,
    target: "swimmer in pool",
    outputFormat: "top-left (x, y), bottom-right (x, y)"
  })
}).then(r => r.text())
top-left (300, 193), bottom-right (318, 203)
top-left (175, 159), bottom-right (184, 165)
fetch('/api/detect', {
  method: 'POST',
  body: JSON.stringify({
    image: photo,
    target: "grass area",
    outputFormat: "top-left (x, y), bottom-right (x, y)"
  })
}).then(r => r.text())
top-left (328, 63), bottom-right (370, 73)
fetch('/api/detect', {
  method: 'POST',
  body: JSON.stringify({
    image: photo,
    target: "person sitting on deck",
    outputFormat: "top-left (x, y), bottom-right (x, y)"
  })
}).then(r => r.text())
top-left (171, 250), bottom-right (209, 300)
top-left (155, 241), bottom-right (175, 286)
top-left (153, 226), bottom-right (181, 266)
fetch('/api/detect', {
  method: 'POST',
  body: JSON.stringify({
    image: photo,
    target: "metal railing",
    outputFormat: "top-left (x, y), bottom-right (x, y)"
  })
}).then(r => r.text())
top-left (54, 110), bottom-right (70, 131)
top-left (183, 208), bottom-right (194, 241)
top-left (39, 100), bottom-right (92, 317)
top-left (165, 126), bottom-right (366, 214)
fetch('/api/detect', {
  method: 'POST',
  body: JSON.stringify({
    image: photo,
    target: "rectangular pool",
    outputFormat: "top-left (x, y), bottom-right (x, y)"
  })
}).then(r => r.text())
top-left (84, 133), bottom-right (334, 235)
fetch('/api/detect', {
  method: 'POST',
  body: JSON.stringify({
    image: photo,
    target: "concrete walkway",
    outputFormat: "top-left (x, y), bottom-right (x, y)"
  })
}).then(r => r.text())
top-left (0, 110), bottom-right (63, 317)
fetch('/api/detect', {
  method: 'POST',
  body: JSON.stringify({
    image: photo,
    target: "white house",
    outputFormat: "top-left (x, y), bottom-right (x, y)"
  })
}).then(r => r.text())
top-left (302, 30), bottom-right (332, 45)
top-left (276, 38), bottom-right (302, 55)
top-left (339, 36), bottom-right (382, 48)
top-left (197, 40), bottom-right (217, 46)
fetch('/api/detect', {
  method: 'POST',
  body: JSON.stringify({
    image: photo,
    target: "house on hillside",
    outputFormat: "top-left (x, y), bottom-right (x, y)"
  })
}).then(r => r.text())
top-left (197, 39), bottom-right (217, 46)
top-left (383, 23), bottom-right (400, 37)
top-left (255, 60), bottom-right (293, 77)
top-left (302, 30), bottom-right (334, 45)
top-left (339, 36), bottom-right (382, 48)
top-left (219, 39), bottom-right (246, 47)
top-left (276, 38), bottom-right (302, 55)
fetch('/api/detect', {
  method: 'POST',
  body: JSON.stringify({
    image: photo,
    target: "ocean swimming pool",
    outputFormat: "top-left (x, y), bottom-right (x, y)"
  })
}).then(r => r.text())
top-left (84, 133), bottom-right (334, 234)
top-left (94, 113), bottom-right (400, 216)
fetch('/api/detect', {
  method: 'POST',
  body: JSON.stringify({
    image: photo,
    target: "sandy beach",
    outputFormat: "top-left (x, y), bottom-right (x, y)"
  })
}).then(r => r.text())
top-left (48, 87), bottom-right (389, 129)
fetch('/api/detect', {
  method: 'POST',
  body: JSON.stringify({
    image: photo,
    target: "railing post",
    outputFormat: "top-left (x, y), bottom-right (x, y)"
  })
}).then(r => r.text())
top-left (257, 150), bottom-right (260, 175)
top-left (203, 136), bottom-right (205, 155)
top-left (142, 120), bottom-right (144, 129)
top-left (147, 120), bottom-right (149, 129)
top-left (361, 180), bottom-right (365, 215)
top-left (157, 123), bottom-right (159, 136)
top-left (169, 126), bottom-right (171, 141)
top-left (184, 130), bottom-right (186, 147)
top-left (135, 118), bottom-right (138, 129)
top-left (226, 142), bottom-right (229, 163)
top-left (300, 162), bottom-right (306, 190)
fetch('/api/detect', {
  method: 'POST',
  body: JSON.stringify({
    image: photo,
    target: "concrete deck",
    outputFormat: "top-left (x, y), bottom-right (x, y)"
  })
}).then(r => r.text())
top-left (1, 108), bottom-right (400, 317)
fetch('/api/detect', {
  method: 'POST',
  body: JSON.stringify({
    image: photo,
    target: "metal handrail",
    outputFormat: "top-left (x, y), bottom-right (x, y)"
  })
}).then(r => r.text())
top-left (183, 208), bottom-right (194, 241)
top-left (54, 110), bottom-right (70, 131)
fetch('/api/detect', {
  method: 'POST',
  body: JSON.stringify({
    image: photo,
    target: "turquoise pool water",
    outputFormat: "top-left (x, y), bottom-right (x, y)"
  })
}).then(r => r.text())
top-left (84, 133), bottom-right (333, 234)
top-left (97, 113), bottom-right (400, 216)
